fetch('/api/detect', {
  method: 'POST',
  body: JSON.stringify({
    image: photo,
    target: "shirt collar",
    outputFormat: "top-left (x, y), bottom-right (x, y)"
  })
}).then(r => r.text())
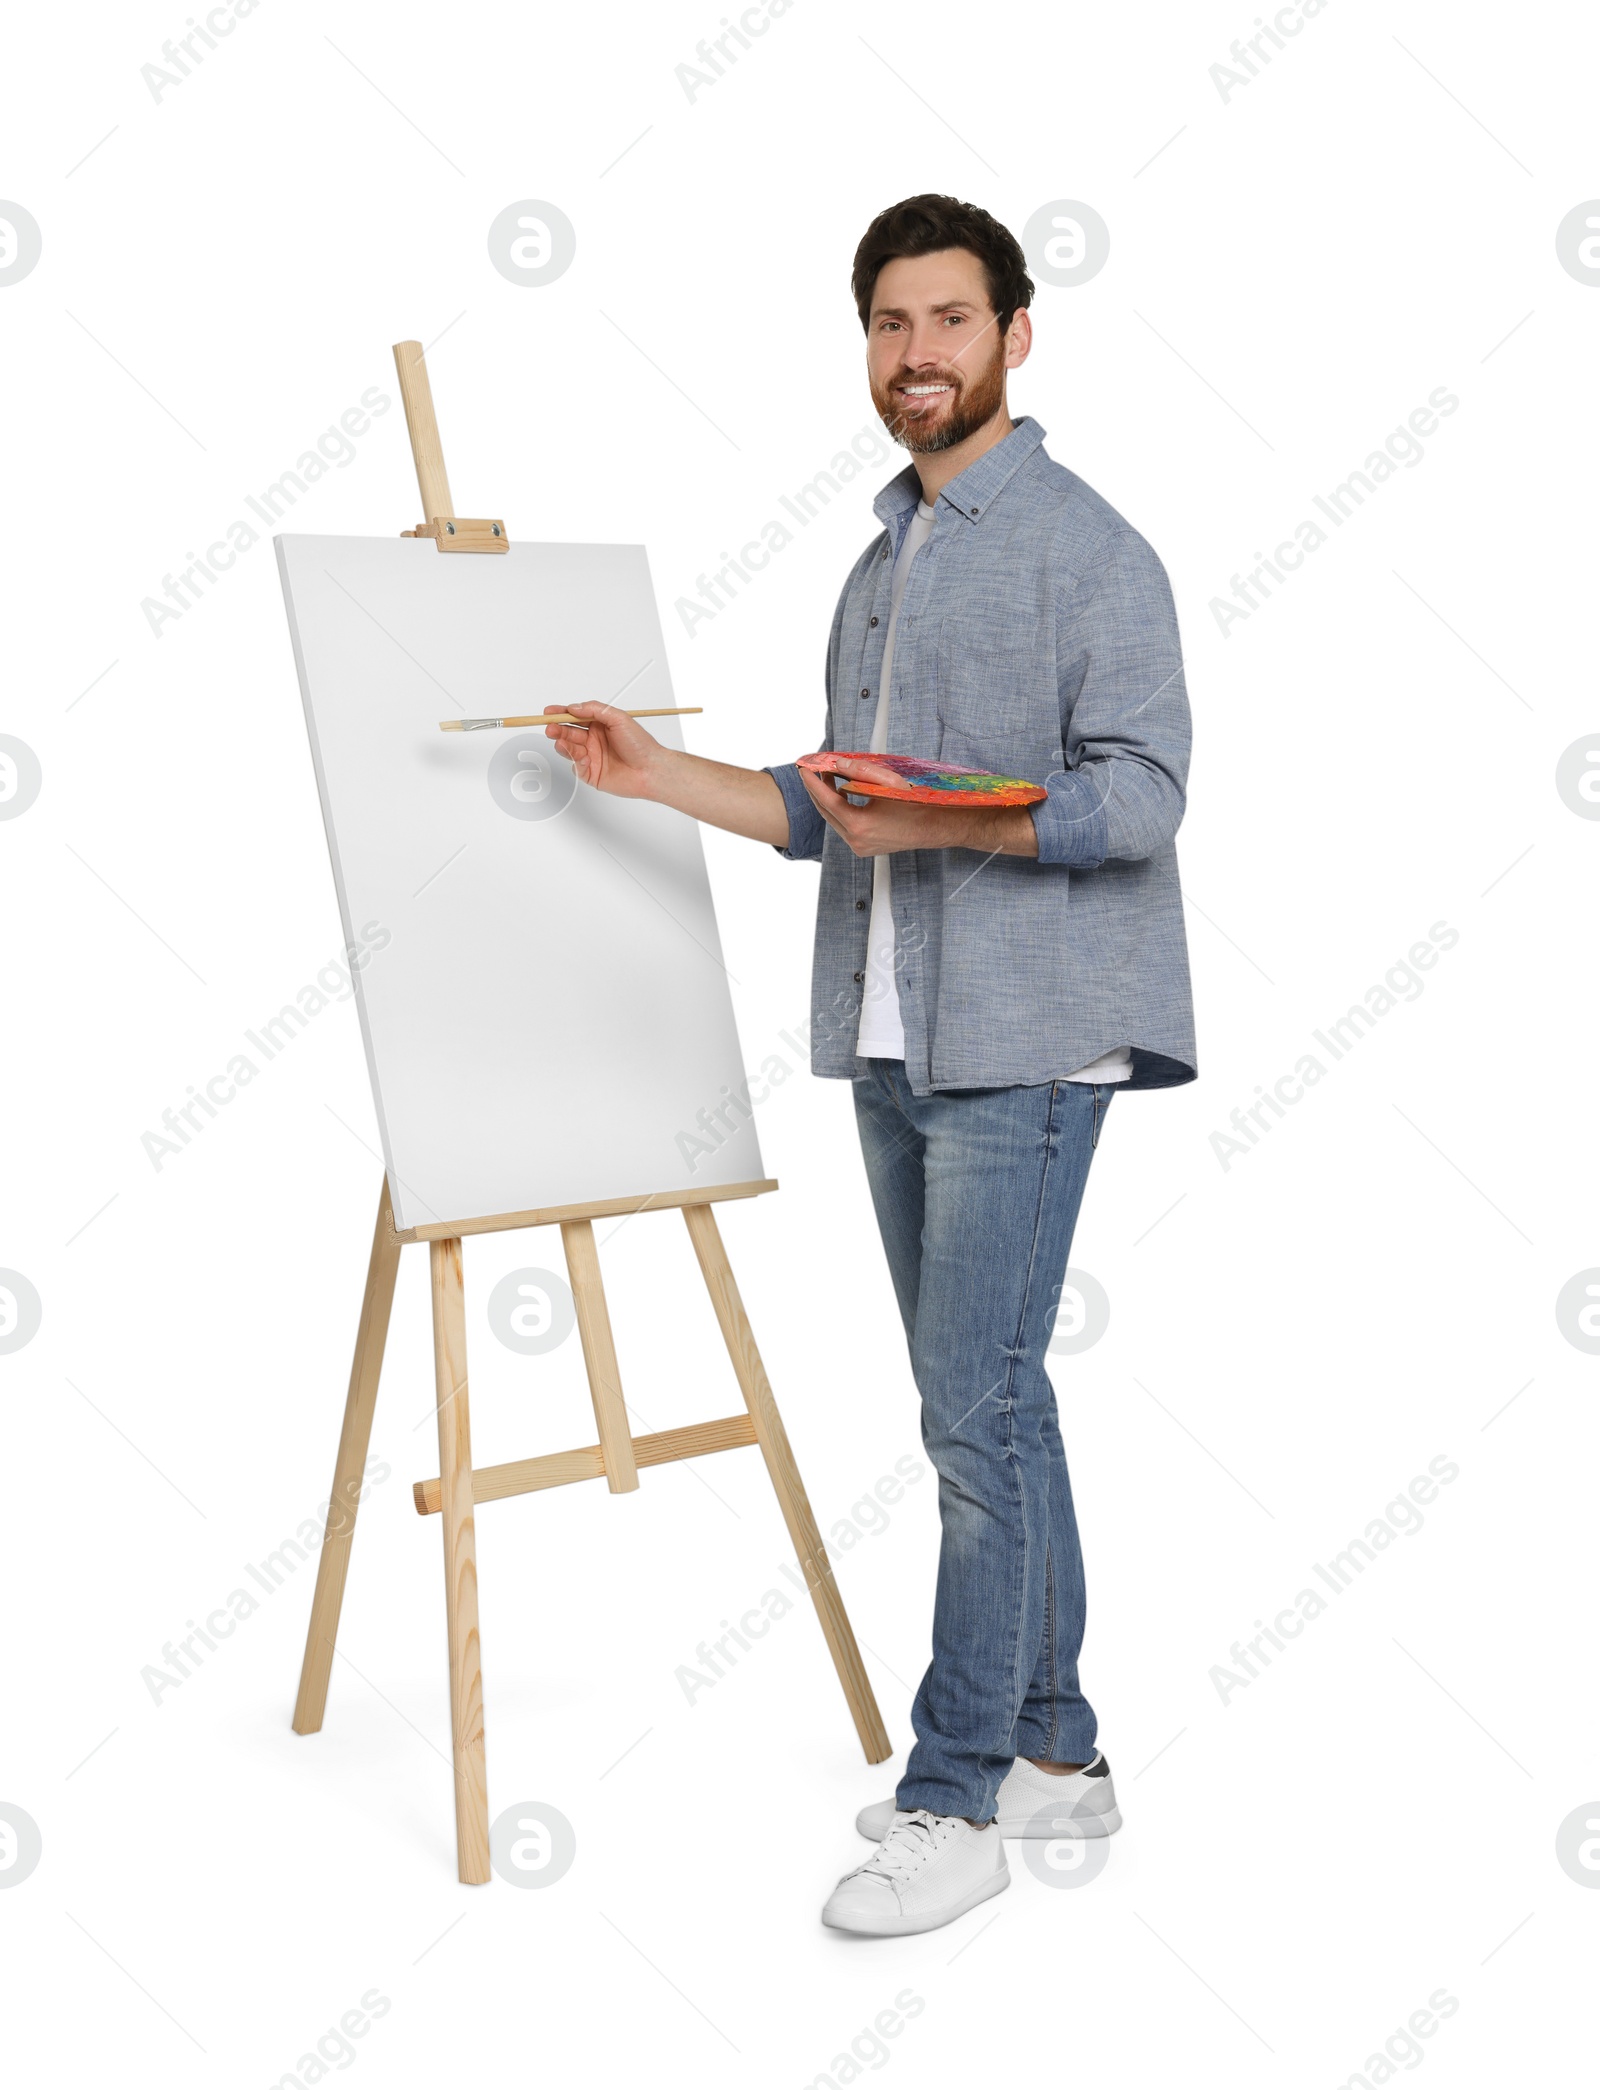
top-left (871, 415), bottom-right (1049, 531)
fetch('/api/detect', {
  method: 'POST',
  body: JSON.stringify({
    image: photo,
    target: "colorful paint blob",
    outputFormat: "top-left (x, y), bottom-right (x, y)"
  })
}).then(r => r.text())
top-left (796, 750), bottom-right (1047, 808)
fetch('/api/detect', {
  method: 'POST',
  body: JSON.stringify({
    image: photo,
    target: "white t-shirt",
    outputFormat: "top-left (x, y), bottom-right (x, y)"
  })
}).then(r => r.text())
top-left (854, 499), bottom-right (1134, 1086)
top-left (855, 501), bottom-right (936, 1056)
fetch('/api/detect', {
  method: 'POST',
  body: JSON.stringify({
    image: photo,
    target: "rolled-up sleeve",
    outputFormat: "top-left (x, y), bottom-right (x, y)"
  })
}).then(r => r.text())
top-left (1030, 526), bottom-right (1191, 869)
top-left (762, 759), bottom-right (826, 861)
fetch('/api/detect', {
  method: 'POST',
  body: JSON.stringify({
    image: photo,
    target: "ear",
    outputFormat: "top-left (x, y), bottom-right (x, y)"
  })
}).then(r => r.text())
top-left (1003, 306), bottom-right (1033, 371)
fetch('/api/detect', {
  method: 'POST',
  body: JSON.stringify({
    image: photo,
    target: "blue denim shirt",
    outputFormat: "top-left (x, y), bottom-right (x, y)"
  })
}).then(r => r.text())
top-left (765, 417), bottom-right (1196, 1094)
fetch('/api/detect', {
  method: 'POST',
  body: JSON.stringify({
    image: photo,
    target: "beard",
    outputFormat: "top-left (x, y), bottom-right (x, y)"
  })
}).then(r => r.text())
top-left (871, 330), bottom-right (1008, 454)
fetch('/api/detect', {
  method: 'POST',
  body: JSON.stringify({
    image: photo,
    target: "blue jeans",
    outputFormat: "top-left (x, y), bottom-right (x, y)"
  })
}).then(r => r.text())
top-left (851, 1061), bottom-right (1114, 1821)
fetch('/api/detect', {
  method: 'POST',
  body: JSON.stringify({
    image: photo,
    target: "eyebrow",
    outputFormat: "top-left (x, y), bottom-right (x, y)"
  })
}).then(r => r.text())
top-left (870, 298), bottom-right (982, 321)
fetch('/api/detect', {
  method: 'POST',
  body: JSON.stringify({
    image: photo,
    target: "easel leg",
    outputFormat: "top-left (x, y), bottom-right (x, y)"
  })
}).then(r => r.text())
top-left (293, 1177), bottom-right (403, 1735)
top-left (431, 1237), bottom-right (490, 1884)
top-left (682, 1204), bottom-right (891, 1764)
top-left (561, 1219), bottom-right (640, 1494)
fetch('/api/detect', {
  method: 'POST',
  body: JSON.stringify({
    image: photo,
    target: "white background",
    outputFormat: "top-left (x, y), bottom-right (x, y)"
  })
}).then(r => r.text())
top-left (3, 0), bottom-right (1596, 2083)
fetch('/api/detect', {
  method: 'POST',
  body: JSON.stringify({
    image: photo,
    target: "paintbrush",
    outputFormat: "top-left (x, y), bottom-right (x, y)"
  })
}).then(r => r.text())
top-left (439, 708), bottom-right (702, 733)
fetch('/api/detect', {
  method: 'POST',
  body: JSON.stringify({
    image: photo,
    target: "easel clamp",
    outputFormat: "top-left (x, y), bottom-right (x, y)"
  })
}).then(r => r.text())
top-left (402, 517), bottom-right (509, 553)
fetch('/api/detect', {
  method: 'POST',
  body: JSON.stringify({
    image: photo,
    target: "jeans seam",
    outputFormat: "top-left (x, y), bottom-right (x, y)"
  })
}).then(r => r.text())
top-left (1040, 1540), bottom-right (1058, 1760)
top-left (999, 1078), bottom-right (1062, 1726)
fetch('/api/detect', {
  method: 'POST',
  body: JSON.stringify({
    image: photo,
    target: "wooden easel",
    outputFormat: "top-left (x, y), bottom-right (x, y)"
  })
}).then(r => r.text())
top-left (290, 342), bottom-right (890, 1883)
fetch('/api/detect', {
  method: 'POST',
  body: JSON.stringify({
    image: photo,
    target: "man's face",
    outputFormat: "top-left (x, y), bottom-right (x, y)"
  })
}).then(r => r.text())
top-left (865, 247), bottom-right (1027, 454)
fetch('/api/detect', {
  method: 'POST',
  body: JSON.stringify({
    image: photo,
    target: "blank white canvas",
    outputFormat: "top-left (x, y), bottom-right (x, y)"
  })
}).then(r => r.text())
top-left (275, 534), bottom-right (764, 1233)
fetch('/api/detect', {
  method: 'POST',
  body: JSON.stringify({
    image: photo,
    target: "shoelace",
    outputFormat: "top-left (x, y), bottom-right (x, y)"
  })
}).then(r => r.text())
top-left (854, 1810), bottom-right (951, 1882)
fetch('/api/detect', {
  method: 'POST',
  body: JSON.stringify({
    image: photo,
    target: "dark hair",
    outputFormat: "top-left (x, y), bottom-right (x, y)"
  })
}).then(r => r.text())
top-left (851, 194), bottom-right (1033, 336)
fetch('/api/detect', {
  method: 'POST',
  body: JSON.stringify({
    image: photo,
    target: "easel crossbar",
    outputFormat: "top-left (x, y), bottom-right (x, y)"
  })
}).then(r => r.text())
top-left (412, 1412), bottom-right (758, 1515)
top-left (390, 1177), bottom-right (778, 1244)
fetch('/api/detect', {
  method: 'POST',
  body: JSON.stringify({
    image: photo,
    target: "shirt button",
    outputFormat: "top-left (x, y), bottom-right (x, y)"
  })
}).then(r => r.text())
top-left (869, 615), bottom-right (879, 626)
top-left (855, 898), bottom-right (866, 909)
top-left (860, 688), bottom-right (870, 699)
top-left (970, 506), bottom-right (980, 516)
top-left (880, 547), bottom-right (888, 560)
top-left (852, 970), bottom-right (864, 983)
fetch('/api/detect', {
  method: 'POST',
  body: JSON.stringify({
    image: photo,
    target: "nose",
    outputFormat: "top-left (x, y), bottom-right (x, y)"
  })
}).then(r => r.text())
top-left (899, 340), bottom-right (950, 375)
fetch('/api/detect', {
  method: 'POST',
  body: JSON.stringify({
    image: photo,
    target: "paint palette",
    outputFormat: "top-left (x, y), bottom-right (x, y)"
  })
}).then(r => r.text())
top-left (797, 750), bottom-right (1047, 808)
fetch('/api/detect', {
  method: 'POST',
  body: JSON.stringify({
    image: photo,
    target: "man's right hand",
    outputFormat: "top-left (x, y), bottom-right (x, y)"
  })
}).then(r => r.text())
top-left (541, 701), bottom-right (662, 798)
top-left (541, 701), bottom-right (793, 847)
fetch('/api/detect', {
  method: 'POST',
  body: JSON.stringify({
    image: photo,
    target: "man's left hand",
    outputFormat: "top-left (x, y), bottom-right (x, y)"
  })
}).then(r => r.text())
top-left (799, 764), bottom-right (1040, 858)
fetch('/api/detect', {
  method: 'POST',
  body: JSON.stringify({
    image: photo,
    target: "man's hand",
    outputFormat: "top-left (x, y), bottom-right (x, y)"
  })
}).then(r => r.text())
top-left (799, 764), bottom-right (1040, 858)
top-left (542, 702), bottom-right (792, 845)
top-left (541, 702), bottom-right (666, 798)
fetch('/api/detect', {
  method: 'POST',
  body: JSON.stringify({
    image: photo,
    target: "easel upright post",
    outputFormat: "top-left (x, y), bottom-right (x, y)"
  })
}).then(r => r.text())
top-left (684, 1204), bottom-right (891, 1761)
top-left (431, 1237), bottom-right (490, 1883)
top-left (561, 1220), bottom-right (640, 1494)
top-left (393, 338), bottom-right (453, 521)
top-left (293, 1179), bottom-right (402, 1734)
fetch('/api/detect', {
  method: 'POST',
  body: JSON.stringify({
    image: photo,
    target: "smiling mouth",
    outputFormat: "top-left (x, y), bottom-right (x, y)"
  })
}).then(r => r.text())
top-left (895, 380), bottom-right (955, 409)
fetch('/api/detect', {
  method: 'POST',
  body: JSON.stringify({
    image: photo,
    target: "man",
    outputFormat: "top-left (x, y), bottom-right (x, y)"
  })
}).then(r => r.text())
top-left (542, 193), bottom-right (1196, 1936)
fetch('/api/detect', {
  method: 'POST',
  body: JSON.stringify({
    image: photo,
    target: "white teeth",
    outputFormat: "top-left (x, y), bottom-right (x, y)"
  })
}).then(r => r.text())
top-left (902, 384), bottom-right (950, 395)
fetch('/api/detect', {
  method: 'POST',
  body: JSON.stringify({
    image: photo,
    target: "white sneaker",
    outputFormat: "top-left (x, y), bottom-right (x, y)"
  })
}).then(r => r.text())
top-left (822, 1811), bottom-right (1009, 1937)
top-left (855, 1751), bottom-right (1122, 1843)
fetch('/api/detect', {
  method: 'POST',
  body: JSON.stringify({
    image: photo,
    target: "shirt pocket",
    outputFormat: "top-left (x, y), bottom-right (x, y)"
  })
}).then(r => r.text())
top-left (934, 613), bottom-right (1062, 781)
